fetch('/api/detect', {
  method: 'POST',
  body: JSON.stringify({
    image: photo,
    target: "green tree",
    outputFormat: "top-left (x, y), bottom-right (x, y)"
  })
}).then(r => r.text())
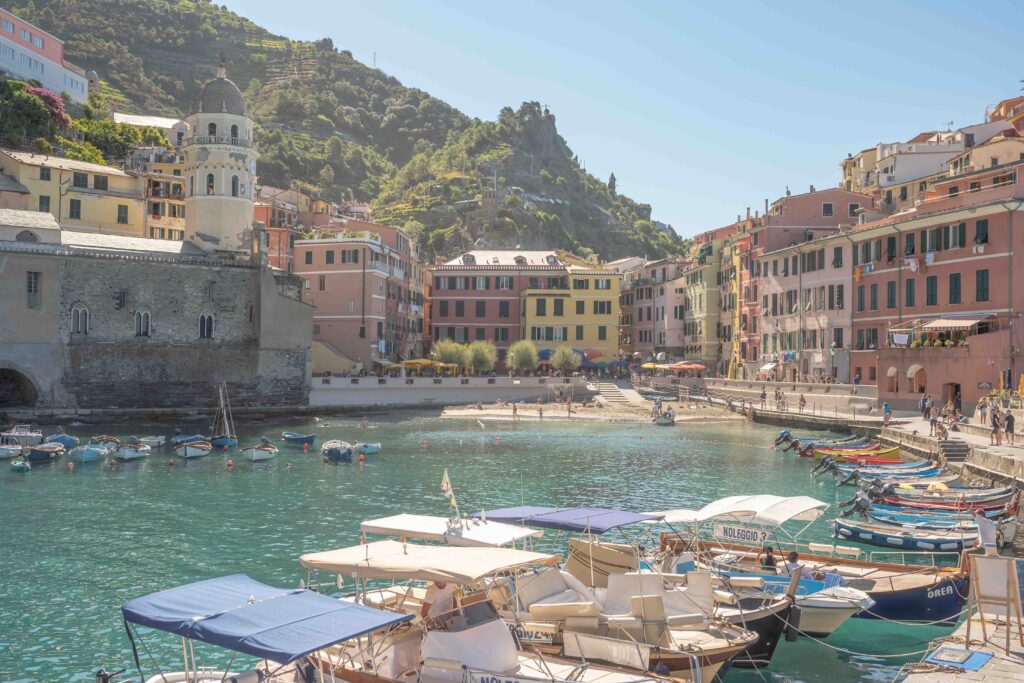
top-left (608, 172), bottom-right (616, 194)
top-left (507, 340), bottom-right (538, 374)
top-left (432, 339), bottom-right (469, 369)
top-left (318, 164), bottom-right (336, 194)
top-left (551, 346), bottom-right (580, 375)
top-left (467, 340), bottom-right (497, 374)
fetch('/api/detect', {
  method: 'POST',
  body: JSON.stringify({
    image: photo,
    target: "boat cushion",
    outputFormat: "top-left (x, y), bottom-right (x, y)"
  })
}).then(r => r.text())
top-left (528, 589), bottom-right (599, 619)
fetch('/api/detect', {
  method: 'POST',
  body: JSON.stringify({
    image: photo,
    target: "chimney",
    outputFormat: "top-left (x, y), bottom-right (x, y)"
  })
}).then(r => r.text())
top-left (810, 185), bottom-right (815, 193)
top-left (746, 207), bottom-right (751, 219)
top-left (764, 198), bottom-right (769, 214)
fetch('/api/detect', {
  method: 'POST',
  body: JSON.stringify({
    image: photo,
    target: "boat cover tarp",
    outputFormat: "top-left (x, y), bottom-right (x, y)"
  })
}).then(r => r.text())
top-left (121, 574), bottom-right (411, 663)
top-left (648, 495), bottom-right (829, 527)
top-left (299, 539), bottom-right (558, 584)
top-left (475, 506), bottom-right (663, 534)
top-left (360, 514), bottom-right (544, 547)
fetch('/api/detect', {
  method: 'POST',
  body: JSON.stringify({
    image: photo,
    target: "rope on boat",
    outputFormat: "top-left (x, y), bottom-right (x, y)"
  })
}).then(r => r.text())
top-left (768, 610), bottom-right (938, 659)
top-left (856, 606), bottom-right (969, 627)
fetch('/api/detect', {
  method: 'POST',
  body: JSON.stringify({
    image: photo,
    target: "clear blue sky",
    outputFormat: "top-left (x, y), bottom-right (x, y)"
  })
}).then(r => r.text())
top-left (224, 0), bottom-right (1023, 237)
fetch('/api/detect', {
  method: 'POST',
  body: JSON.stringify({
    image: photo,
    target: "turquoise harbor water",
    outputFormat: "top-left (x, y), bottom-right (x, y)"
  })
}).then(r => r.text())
top-left (0, 415), bottom-right (953, 682)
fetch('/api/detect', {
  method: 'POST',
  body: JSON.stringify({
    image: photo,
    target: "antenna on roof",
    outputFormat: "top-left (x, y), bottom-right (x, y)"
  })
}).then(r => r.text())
top-left (946, 120), bottom-right (954, 131)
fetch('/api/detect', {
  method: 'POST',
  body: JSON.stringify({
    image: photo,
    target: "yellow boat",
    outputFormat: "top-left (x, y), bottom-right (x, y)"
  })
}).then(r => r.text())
top-left (813, 445), bottom-right (901, 460)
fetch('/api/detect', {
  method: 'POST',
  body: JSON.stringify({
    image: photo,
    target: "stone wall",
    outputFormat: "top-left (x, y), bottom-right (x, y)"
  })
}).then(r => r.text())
top-left (310, 376), bottom-right (589, 407)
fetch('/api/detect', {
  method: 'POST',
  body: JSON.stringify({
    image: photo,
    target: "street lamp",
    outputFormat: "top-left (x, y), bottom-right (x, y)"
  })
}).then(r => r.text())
top-left (1002, 198), bottom-right (1023, 388)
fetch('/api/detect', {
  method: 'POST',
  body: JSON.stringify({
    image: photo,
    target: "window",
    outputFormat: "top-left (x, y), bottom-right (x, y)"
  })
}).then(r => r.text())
top-left (886, 280), bottom-right (896, 309)
top-left (2, 19), bottom-right (12, 32)
top-left (21, 28), bottom-right (30, 41)
top-left (832, 246), bottom-right (843, 268)
top-left (475, 301), bottom-right (486, 317)
top-left (199, 313), bottom-right (215, 339)
top-left (948, 186), bottom-right (959, 197)
top-left (496, 276), bottom-right (513, 290)
top-left (593, 301), bottom-right (612, 315)
top-left (33, 35), bottom-right (43, 49)
top-left (208, 123), bottom-right (217, 137)
top-left (949, 273), bottom-right (961, 304)
top-left (231, 176), bottom-right (239, 197)
top-left (94, 175), bottom-right (108, 191)
top-left (905, 278), bottom-right (915, 307)
top-left (475, 327), bottom-right (485, 341)
top-left (856, 285), bottom-right (864, 312)
top-left (573, 278), bottom-right (589, 290)
top-left (474, 276), bottom-right (489, 290)
top-left (73, 172), bottom-right (87, 188)
top-left (977, 269), bottom-right (989, 302)
top-left (869, 283), bottom-right (878, 310)
top-left (38, 195), bottom-right (50, 213)
top-left (304, 251), bottom-right (312, 265)
top-left (598, 325), bottom-right (607, 341)
top-left (439, 301), bottom-right (449, 317)
top-left (822, 202), bottom-right (833, 217)
top-left (553, 299), bottom-right (563, 316)
top-left (312, 323), bottom-right (320, 336)
top-left (135, 309), bottom-right (151, 337)
top-left (69, 198), bottom-right (81, 219)
top-left (26, 271), bottom-right (41, 309)
top-left (975, 219), bottom-right (989, 245)
top-left (496, 328), bottom-right (508, 342)
top-left (575, 300), bottom-right (584, 315)
top-left (905, 233), bottom-right (915, 256)
top-left (499, 301), bottom-right (509, 317)
top-left (318, 275), bottom-right (325, 291)
top-left (899, 186), bottom-right (908, 201)
top-left (575, 325), bottom-right (584, 341)
top-left (536, 299), bottom-right (546, 316)
top-left (926, 276), bottom-right (937, 306)
top-left (455, 300), bottom-right (465, 317)
top-left (39, 166), bottom-right (50, 181)
top-left (325, 250), bottom-right (334, 264)
top-left (230, 124), bottom-right (239, 140)
top-left (117, 204), bottom-right (128, 224)
top-left (848, 203), bottom-right (859, 217)
top-left (206, 174), bottom-right (215, 195)
top-left (595, 278), bottom-right (611, 290)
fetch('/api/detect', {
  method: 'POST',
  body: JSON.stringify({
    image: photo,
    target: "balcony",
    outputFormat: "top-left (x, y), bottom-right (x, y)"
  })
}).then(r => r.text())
top-left (148, 187), bottom-right (184, 199)
top-left (186, 136), bottom-right (252, 148)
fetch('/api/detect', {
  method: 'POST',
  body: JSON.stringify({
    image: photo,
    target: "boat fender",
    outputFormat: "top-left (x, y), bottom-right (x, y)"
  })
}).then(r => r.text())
top-left (303, 443), bottom-right (309, 452)
top-left (785, 606), bottom-right (802, 642)
top-left (359, 453), bottom-right (365, 463)
top-left (66, 462), bottom-right (74, 472)
top-left (227, 459), bottom-right (234, 469)
top-left (223, 670), bottom-right (263, 683)
top-left (168, 459), bottom-right (176, 467)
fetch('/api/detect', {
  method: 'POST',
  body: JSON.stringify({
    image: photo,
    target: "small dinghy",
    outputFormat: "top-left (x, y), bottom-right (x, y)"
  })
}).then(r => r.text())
top-left (321, 439), bottom-right (353, 463)
top-left (834, 518), bottom-right (978, 552)
top-left (174, 441), bottom-right (213, 458)
top-left (171, 432), bottom-right (207, 446)
top-left (282, 431), bottom-right (316, 445)
top-left (241, 437), bottom-right (278, 461)
top-left (69, 444), bottom-right (107, 463)
top-left (90, 435), bottom-right (120, 450)
top-left (9, 458), bottom-right (30, 473)
top-left (26, 442), bottom-right (64, 462)
top-left (354, 442), bottom-right (380, 455)
top-left (652, 414), bottom-right (675, 425)
top-left (138, 435), bottom-right (165, 449)
top-left (209, 383), bottom-right (237, 448)
top-left (45, 430), bottom-right (80, 449)
top-left (113, 439), bottom-right (151, 461)
top-left (0, 436), bottom-right (23, 459)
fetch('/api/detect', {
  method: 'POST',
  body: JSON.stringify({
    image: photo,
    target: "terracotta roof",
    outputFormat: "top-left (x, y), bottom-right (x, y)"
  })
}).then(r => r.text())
top-left (907, 131), bottom-right (938, 143)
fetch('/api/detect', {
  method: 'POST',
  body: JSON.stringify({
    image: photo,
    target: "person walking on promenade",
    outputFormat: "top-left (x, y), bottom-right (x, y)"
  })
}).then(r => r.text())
top-left (979, 398), bottom-right (988, 426)
top-left (919, 393), bottom-right (928, 420)
top-left (1005, 410), bottom-right (1016, 445)
top-left (512, 403), bottom-right (518, 421)
top-left (929, 405), bottom-right (939, 437)
top-left (798, 395), bottom-right (807, 414)
top-left (883, 401), bottom-right (892, 426)
top-left (990, 407), bottom-right (1001, 445)
top-left (760, 386), bottom-right (767, 409)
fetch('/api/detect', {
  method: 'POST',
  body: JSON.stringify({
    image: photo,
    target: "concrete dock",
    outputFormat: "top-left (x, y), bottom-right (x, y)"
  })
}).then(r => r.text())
top-left (899, 613), bottom-right (1024, 682)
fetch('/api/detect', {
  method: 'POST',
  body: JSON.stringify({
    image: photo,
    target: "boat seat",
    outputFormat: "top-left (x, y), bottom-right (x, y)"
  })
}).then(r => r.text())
top-left (604, 572), bottom-right (709, 629)
top-left (517, 568), bottom-right (598, 619)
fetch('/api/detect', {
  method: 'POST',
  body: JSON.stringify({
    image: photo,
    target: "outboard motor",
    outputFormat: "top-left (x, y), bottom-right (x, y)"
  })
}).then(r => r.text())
top-left (811, 454), bottom-right (835, 475)
top-left (95, 669), bottom-right (125, 683)
top-left (774, 430), bottom-right (792, 446)
top-left (840, 492), bottom-right (872, 517)
top-left (838, 468), bottom-right (861, 486)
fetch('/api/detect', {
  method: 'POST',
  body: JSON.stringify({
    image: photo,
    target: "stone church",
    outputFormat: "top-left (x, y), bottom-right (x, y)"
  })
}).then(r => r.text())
top-left (0, 69), bottom-right (313, 410)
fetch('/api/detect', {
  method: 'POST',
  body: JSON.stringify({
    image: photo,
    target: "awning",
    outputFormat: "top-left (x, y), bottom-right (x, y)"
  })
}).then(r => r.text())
top-left (640, 363), bottom-right (658, 370)
top-left (299, 540), bottom-right (558, 584)
top-left (759, 363), bottom-right (777, 372)
top-left (121, 574), bottom-right (411, 664)
top-left (475, 506), bottom-right (663, 534)
top-left (360, 514), bottom-right (544, 547)
top-left (647, 495), bottom-right (829, 528)
top-left (922, 314), bottom-right (991, 331)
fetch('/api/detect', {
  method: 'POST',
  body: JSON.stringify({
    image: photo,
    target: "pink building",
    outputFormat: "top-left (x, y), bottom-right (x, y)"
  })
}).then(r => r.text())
top-left (850, 158), bottom-right (1024, 409)
top-left (0, 8), bottom-right (90, 102)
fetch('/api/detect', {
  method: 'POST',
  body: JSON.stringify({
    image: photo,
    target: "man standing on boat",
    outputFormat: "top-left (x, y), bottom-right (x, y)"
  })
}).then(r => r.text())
top-left (421, 580), bottom-right (457, 627)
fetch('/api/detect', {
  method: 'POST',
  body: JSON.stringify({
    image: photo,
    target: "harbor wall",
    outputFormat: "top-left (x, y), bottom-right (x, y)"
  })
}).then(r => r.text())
top-left (309, 376), bottom-right (589, 407)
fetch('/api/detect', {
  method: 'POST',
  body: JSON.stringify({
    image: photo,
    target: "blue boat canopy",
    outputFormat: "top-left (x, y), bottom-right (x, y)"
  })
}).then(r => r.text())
top-left (122, 574), bottom-right (411, 663)
top-left (476, 506), bottom-right (663, 534)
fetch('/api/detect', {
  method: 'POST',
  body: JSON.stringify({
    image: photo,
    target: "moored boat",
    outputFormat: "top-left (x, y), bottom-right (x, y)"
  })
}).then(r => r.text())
top-left (26, 442), bottom-right (64, 462)
top-left (355, 441), bottom-right (381, 455)
top-left (170, 432), bottom-right (206, 446)
top-left (282, 431), bottom-right (316, 445)
top-left (241, 438), bottom-right (278, 461)
top-left (90, 435), bottom-right (120, 450)
top-left (1, 424), bottom-right (43, 447)
top-left (9, 457), bottom-right (30, 473)
top-left (173, 441), bottom-right (213, 458)
top-left (113, 441), bottom-right (151, 461)
top-left (138, 435), bottom-right (165, 449)
top-left (69, 444), bottom-right (107, 463)
top-left (834, 518), bottom-right (978, 553)
top-left (815, 445), bottom-right (900, 460)
top-left (45, 430), bottom-right (79, 449)
top-left (0, 436), bottom-right (23, 459)
top-left (652, 414), bottom-right (675, 425)
top-left (322, 439), bottom-right (353, 463)
top-left (209, 383), bottom-right (238, 449)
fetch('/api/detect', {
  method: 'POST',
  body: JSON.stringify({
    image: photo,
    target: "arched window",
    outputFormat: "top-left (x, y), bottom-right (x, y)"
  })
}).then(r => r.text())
top-left (206, 174), bottom-right (215, 195)
top-left (207, 122), bottom-right (217, 137)
top-left (15, 230), bottom-right (38, 242)
top-left (199, 313), bottom-right (215, 339)
top-left (71, 304), bottom-right (89, 334)
top-left (231, 175), bottom-right (239, 197)
top-left (134, 309), bottom-right (151, 337)
top-left (230, 124), bottom-right (238, 140)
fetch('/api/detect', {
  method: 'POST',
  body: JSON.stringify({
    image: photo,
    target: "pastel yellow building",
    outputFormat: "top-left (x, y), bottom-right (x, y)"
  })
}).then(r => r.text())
top-left (126, 147), bottom-right (186, 241)
top-left (521, 267), bottom-right (621, 367)
top-left (0, 149), bottom-right (145, 236)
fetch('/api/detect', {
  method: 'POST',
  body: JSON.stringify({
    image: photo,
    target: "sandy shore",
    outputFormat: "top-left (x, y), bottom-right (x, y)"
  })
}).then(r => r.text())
top-left (441, 400), bottom-right (741, 424)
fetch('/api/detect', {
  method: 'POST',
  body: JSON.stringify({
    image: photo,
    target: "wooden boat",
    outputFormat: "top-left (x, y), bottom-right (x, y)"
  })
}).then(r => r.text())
top-left (1, 424), bottom-right (42, 446)
top-left (834, 518), bottom-right (978, 553)
top-left (869, 503), bottom-right (1008, 520)
top-left (170, 433), bottom-right (206, 446)
top-left (241, 440), bottom-right (278, 461)
top-left (815, 445), bottom-right (900, 460)
top-left (282, 431), bottom-right (316, 445)
top-left (26, 442), bottom-right (63, 462)
top-left (322, 440), bottom-right (353, 463)
top-left (209, 382), bottom-right (237, 448)
top-left (138, 435), bottom-right (165, 448)
top-left (9, 458), bottom-right (30, 473)
top-left (113, 441), bottom-right (151, 461)
top-left (355, 442), bottom-right (381, 455)
top-left (69, 444), bottom-right (107, 463)
top-left (0, 436), bottom-right (23, 459)
top-left (90, 435), bottom-right (120, 450)
top-left (652, 414), bottom-right (675, 425)
top-left (173, 441), bottom-right (212, 458)
top-left (774, 431), bottom-right (864, 448)
top-left (866, 509), bottom-right (1019, 538)
top-left (45, 431), bottom-right (79, 449)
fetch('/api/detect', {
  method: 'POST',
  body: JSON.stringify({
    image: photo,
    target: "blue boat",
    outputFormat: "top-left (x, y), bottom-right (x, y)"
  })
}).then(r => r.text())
top-left (321, 440), bottom-right (352, 463)
top-left (26, 442), bottom-right (64, 462)
top-left (209, 436), bottom-right (237, 448)
top-left (68, 445), bottom-right (106, 463)
top-left (834, 518), bottom-right (976, 552)
top-left (171, 433), bottom-right (207, 446)
top-left (9, 458), bottom-right (30, 473)
top-left (859, 574), bottom-right (968, 624)
top-left (355, 442), bottom-right (380, 455)
top-left (870, 503), bottom-right (1003, 519)
top-left (283, 431), bottom-right (316, 445)
top-left (45, 432), bottom-right (80, 449)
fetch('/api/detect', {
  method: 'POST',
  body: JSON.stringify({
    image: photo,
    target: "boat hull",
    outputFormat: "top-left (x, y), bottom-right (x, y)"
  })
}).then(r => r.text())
top-left (0, 444), bottom-right (22, 459)
top-left (858, 575), bottom-right (968, 624)
top-left (139, 436), bottom-right (165, 448)
top-left (114, 445), bottom-right (151, 461)
top-left (283, 432), bottom-right (316, 445)
top-left (171, 434), bottom-right (206, 446)
top-left (355, 442), bottom-right (381, 455)
top-left (834, 519), bottom-right (975, 553)
top-left (724, 599), bottom-right (791, 668)
top-left (46, 434), bottom-right (79, 448)
top-left (210, 436), bottom-right (237, 448)
top-left (323, 447), bottom-right (352, 463)
top-left (26, 445), bottom-right (63, 462)
top-left (242, 446), bottom-right (277, 461)
top-left (652, 416), bottom-right (675, 425)
top-left (2, 429), bottom-right (43, 447)
top-left (69, 445), bottom-right (106, 462)
top-left (174, 442), bottom-right (213, 458)
top-left (9, 459), bottom-right (30, 473)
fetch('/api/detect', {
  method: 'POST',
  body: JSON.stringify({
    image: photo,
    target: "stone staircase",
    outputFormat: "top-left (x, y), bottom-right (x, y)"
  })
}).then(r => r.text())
top-left (595, 382), bottom-right (631, 404)
top-left (939, 439), bottom-right (971, 463)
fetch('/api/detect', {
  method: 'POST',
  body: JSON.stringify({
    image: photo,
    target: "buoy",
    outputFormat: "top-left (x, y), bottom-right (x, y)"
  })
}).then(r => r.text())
top-left (421, 439), bottom-right (429, 448)
top-left (358, 453), bottom-right (365, 463)
top-left (303, 443), bottom-right (309, 452)
top-left (168, 459), bottom-right (176, 467)
top-left (66, 462), bottom-right (74, 472)
top-left (227, 459), bottom-right (234, 469)
top-left (495, 436), bottom-right (501, 444)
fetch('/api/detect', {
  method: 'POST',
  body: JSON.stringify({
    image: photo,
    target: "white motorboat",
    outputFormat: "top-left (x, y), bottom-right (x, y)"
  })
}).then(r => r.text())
top-left (138, 435), bottom-right (166, 448)
top-left (1, 424), bottom-right (42, 446)
top-left (0, 436), bottom-right (23, 459)
top-left (174, 441), bottom-right (213, 458)
top-left (113, 442), bottom-right (151, 461)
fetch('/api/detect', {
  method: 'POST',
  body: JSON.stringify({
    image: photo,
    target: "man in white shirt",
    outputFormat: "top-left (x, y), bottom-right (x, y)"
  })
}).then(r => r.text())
top-left (421, 581), bottom-right (457, 626)
top-left (782, 551), bottom-right (816, 580)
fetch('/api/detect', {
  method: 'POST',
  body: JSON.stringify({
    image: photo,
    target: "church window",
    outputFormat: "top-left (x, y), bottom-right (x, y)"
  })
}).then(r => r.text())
top-left (71, 304), bottom-right (89, 334)
top-left (135, 309), bottom-right (151, 337)
top-left (208, 122), bottom-right (217, 137)
top-left (206, 174), bottom-right (215, 195)
top-left (199, 313), bottom-right (215, 339)
top-left (230, 124), bottom-right (239, 140)
top-left (231, 175), bottom-right (239, 197)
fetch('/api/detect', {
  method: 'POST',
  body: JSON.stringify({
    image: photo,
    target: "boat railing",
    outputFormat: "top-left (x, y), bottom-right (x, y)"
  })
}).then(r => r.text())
top-left (866, 550), bottom-right (961, 567)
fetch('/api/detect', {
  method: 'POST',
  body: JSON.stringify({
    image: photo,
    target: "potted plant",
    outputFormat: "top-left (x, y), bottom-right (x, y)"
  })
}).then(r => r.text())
top-left (911, 340), bottom-right (921, 348)
top-left (944, 339), bottom-right (954, 348)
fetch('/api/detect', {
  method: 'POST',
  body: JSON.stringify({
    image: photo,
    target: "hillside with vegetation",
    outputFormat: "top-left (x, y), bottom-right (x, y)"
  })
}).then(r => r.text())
top-left (7, 0), bottom-right (685, 260)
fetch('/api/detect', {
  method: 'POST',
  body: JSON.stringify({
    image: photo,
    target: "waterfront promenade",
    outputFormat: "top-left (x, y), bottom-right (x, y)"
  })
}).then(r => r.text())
top-left (900, 608), bottom-right (1024, 683)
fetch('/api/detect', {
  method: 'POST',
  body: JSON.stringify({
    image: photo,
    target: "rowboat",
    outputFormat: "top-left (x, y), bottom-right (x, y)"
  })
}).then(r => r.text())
top-left (774, 431), bottom-right (865, 448)
top-left (867, 509), bottom-right (1019, 538)
top-left (652, 414), bottom-right (675, 425)
top-left (282, 431), bottom-right (316, 445)
top-left (869, 503), bottom-right (1007, 519)
top-left (834, 518), bottom-right (978, 553)
top-left (45, 431), bottom-right (79, 449)
top-left (355, 442), bottom-right (381, 455)
top-left (9, 458), bottom-right (30, 473)
top-left (174, 441), bottom-right (213, 458)
top-left (171, 433), bottom-right (206, 446)
top-left (91, 435), bottom-right (120, 449)
top-left (241, 441), bottom-right (278, 461)
top-left (876, 495), bottom-right (1016, 513)
top-left (69, 445), bottom-right (107, 463)
top-left (138, 436), bottom-right (165, 449)
top-left (209, 383), bottom-right (237, 448)
top-left (0, 436), bottom-right (23, 459)
top-left (113, 442), bottom-right (151, 461)
top-left (1, 424), bottom-right (42, 447)
top-left (322, 440), bottom-right (353, 463)
top-left (815, 445), bottom-right (900, 460)
top-left (26, 442), bottom-right (63, 462)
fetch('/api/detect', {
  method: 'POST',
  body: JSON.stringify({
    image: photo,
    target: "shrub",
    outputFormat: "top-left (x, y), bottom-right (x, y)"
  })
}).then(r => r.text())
top-left (507, 340), bottom-right (538, 373)
top-left (467, 340), bottom-right (497, 374)
top-left (432, 339), bottom-right (469, 369)
top-left (551, 346), bottom-right (580, 374)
